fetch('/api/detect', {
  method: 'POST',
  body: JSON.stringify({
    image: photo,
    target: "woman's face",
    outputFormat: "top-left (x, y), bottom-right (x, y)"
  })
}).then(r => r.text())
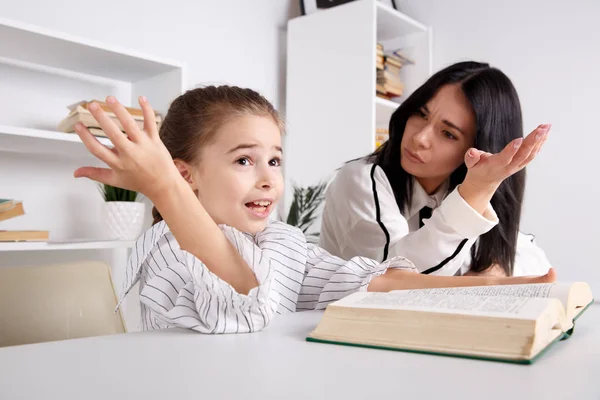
top-left (400, 84), bottom-right (477, 193)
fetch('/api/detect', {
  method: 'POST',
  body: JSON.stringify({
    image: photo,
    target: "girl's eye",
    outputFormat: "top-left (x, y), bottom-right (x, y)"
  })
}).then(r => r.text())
top-left (418, 109), bottom-right (427, 120)
top-left (443, 131), bottom-right (457, 140)
top-left (269, 158), bottom-right (282, 167)
top-left (236, 157), bottom-right (251, 166)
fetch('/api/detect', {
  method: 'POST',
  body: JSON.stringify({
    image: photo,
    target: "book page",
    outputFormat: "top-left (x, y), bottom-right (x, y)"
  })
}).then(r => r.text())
top-left (392, 283), bottom-right (572, 311)
top-left (348, 292), bottom-right (554, 320)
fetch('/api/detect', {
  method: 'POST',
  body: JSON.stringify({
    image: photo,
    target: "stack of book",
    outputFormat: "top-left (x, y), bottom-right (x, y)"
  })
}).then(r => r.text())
top-left (376, 43), bottom-right (415, 100)
top-left (57, 100), bottom-right (162, 138)
top-left (375, 128), bottom-right (389, 149)
top-left (0, 199), bottom-right (49, 242)
top-left (376, 43), bottom-right (385, 70)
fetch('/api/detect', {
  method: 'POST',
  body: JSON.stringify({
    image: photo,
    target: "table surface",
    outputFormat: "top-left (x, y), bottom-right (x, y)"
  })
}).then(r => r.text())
top-left (0, 304), bottom-right (599, 400)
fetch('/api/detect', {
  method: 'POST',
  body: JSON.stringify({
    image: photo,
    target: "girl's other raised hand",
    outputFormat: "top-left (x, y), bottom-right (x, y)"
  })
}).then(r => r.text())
top-left (73, 96), bottom-right (182, 201)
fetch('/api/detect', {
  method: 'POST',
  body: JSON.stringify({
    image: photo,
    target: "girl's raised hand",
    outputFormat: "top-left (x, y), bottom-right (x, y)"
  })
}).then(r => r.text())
top-left (73, 96), bottom-right (182, 200)
top-left (463, 124), bottom-right (551, 191)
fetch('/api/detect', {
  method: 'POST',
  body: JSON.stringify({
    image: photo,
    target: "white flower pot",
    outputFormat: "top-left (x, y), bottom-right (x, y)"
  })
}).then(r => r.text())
top-left (103, 202), bottom-right (146, 240)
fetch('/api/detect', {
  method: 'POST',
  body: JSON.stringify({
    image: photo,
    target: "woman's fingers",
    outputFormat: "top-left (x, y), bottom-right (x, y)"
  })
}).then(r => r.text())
top-left (519, 124), bottom-right (551, 168)
top-left (73, 166), bottom-right (117, 186)
top-left (74, 123), bottom-right (119, 167)
top-left (105, 96), bottom-right (143, 142)
top-left (507, 124), bottom-right (550, 171)
top-left (494, 137), bottom-right (523, 167)
top-left (88, 101), bottom-right (132, 150)
top-left (139, 96), bottom-right (159, 139)
top-left (464, 148), bottom-right (482, 168)
top-left (518, 129), bottom-right (549, 168)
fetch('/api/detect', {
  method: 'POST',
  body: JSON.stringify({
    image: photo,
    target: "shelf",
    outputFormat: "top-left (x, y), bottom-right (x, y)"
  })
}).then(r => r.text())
top-left (375, 96), bottom-right (400, 127)
top-left (0, 124), bottom-right (112, 156)
top-left (0, 240), bottom-right (135, 252)
top-left (376, 2), bottom-right (428, 41)
top-left (0, 17), bottom-right (182, 82)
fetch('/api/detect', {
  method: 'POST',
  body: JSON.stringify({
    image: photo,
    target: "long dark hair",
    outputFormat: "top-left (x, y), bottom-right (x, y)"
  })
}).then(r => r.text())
top-left (369, 61), bottom-right (525, 276)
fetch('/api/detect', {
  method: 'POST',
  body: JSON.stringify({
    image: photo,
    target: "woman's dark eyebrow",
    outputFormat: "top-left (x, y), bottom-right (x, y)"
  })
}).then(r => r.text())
top-left (442, 120), bottom-right (465, 135)
top-left (422, 105), bottom-right (464, 135)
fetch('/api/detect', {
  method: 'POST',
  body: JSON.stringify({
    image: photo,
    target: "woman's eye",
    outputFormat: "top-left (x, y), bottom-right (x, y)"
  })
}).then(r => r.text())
top-left (236, 157), bottom-right (251, 166)
top-left (443, 131), bottom-right (457, 140)
top-left (269, 158), bottom-right (282, 167)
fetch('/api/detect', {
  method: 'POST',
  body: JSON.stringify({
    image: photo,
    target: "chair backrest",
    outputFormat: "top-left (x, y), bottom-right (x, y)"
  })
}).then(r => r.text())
top-left (0, 261), bottom-right (126, 347)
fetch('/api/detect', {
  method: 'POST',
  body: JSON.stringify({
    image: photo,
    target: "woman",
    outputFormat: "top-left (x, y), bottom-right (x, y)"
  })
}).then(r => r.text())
top-left (319, 61), bottom-right (552, 277)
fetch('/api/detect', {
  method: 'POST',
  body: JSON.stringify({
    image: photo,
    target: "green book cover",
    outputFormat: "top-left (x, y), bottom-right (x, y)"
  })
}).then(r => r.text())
top-left (306, 332), bottom-right (567, 365)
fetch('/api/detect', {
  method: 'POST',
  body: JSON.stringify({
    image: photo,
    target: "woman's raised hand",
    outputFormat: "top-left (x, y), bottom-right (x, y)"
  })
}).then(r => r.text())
top-left (463, 124), bottom-right (551, 191)
top-left (73, 96), bottom-right (181, 200)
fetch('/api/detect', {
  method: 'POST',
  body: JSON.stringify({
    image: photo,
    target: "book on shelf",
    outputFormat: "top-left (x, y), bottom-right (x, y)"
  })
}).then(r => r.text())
top-left (375, 44), bottom-right (411, 99)
top-left (375, 128), bottom-right (389, 148)
top-left (307, 282), bottom-right (594, 364)
top-left (71, 100), bottom-right (161, 119)
top-left (0, 230), bottom-right (49, 242)
top-left (392, 49), bottom-right (415, 65)
top-left (0, 199), bottom-right (49, 242)
top-left (57, 100), bottom-right (162, 137)
top-left (0, 199), bottom-right (24, 221)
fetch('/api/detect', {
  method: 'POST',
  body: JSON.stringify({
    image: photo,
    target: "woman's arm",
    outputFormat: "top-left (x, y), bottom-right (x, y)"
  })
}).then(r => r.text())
top-left (74, 97), bottom-right (258, 294)
top-left (321, 161), bottom-right (497, 276)
top-left (299, 243), bottom-right (556, 311)
top-left (458, 124), bottom-right (550, 214)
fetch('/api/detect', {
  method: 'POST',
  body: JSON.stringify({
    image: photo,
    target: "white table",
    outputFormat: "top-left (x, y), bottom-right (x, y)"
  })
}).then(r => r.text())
top-left (1, 305), bottom-right (599, 400)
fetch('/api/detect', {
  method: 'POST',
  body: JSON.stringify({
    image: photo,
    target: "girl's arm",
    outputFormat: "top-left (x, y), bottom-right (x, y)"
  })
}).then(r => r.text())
top-left (74, 97), bottom-right (258, 294)
top-left (122, 222), bottom-right (279, 333)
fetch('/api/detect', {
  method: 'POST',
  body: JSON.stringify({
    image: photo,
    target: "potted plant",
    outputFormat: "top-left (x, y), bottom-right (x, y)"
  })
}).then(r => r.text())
top-left (100, 184), bottom-right (145, 240)
top-left (285, 181), bottom-right (327, 244)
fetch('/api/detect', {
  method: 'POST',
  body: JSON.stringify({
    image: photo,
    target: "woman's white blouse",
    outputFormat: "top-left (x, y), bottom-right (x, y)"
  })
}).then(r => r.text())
top-left (319, 159), bottom-right (552, 277)
top-left (118, 220), bottom-right (417, 334)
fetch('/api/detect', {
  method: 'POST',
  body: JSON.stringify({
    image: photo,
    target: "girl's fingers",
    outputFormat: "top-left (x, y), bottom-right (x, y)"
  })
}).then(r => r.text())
top-left (139, 96), bottom-right (159, 139)
top-left (105, 96), bottom-right (143, 142)
top-left (88, 101), bottom-right (132, 150)
top-left (73, 166), bottom-right (117, 186)
top-left (74, 123), bottom-right (120, 167)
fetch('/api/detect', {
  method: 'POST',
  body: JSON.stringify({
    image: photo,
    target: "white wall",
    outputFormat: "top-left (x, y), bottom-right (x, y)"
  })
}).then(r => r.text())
top-left (399, 0), bottom-right (600, 283)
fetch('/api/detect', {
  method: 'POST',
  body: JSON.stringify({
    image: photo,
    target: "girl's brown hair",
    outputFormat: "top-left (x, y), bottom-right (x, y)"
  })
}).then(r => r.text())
top-left (152, 85), bottom-right (284, 225)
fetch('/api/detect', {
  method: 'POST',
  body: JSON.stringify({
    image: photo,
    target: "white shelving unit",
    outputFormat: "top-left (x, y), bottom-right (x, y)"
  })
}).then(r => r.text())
top-left (0, 17), bottom-right (185, 157)
top-left (0, 17), bottom-right (186, 332)
top-left (285, 0), bottom-right (432, 197)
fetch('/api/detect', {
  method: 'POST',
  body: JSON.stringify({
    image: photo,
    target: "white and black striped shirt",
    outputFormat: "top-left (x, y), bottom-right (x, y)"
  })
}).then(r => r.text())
top-left (118, 220), bottom-right (416, 334)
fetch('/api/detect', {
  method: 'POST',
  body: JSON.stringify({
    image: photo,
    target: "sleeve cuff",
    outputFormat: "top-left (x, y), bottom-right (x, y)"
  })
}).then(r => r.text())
top-left (438, 186), bottom-right (498, 238)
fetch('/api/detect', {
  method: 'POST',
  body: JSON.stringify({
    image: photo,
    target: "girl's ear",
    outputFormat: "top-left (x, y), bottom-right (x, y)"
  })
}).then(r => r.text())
top-left (173, 159), bottom-right (197, 189)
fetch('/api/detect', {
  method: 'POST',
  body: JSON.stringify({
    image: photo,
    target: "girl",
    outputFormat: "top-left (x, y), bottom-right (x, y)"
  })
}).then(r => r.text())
top-left (74, 86), bottom-right (555, 334)
top-left (320, 61), bottom-right (552, 278)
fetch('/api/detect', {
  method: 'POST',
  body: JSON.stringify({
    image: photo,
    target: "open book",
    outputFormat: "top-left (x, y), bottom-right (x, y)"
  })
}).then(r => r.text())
top-left (307, 282), bottom-right (594, 364)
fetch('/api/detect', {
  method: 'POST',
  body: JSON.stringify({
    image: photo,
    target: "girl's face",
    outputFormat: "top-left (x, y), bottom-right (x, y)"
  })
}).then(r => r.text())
top-left (185, 115), bottom-right (284, 234)
top-left (400, 84), bottom-right (477, 193)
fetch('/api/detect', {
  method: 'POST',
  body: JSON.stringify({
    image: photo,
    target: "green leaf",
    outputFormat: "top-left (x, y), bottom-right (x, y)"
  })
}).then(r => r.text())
top-left (286, 181), bottom-right (327, 235)
top-left (99, 183), bottom-right (139, 202)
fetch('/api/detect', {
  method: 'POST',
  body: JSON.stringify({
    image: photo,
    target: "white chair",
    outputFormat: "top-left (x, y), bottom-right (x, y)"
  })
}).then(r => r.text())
top-left (0, 261), bottom-right (126, 347)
